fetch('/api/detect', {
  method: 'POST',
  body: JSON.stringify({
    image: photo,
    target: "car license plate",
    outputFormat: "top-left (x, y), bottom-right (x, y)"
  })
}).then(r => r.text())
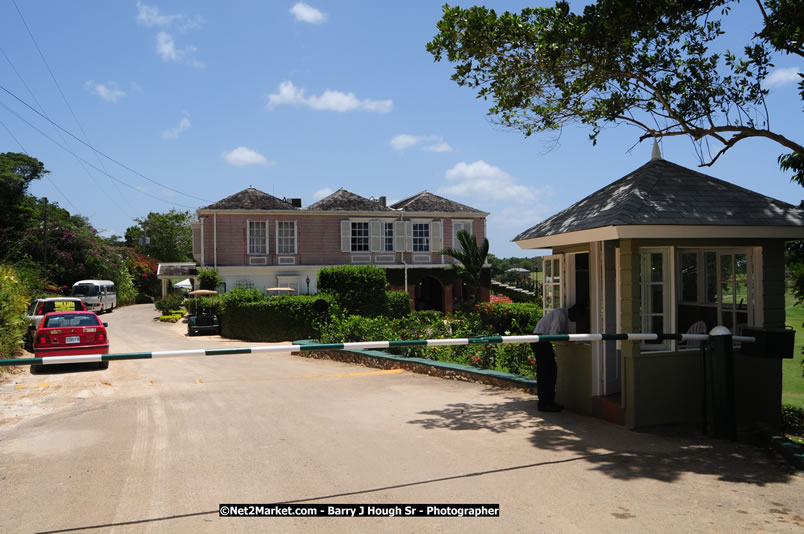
top-left (65, 336), bottom-right (80, 344)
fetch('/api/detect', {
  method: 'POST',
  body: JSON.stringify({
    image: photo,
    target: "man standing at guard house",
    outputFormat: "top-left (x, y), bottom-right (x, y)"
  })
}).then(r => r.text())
top-left (531, 304), bottom-right (582, 412)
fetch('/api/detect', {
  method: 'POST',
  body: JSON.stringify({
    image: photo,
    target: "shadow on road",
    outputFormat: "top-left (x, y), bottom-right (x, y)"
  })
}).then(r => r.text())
top-left (406, 392), bottom-right (796, 486)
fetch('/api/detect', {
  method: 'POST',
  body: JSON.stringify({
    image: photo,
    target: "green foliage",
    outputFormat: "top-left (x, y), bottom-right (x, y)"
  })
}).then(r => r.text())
top-left (185, 295), bottom-right (222, 315)
top-left (159, 312), bottom-right (184, 323)
top-left (125, 209), bottom-right (193, 262)
top-left (0, 153), bottom-right (48, 258)
top-left (317, 265), bottom-right (388, 316)
top-left (0, 264), bottom-right (30, 360)
top-left (154, 294), bottom-right (185, 315)
top-left (385, 290), bottom-right (411, 318)
top-left (440, 229), bottom-right (490, 303)
top-left (474, 301), bottom-right (542, 335)
top-left (221, 294), bottom-right (336, 342)
top-left (318, 302), bottom-right (543, 377)
top-left (782, 403), bottom-right (804, 437)
top-left (427, 1), bottom-right (803, 179)
top-left (198, 268), bottom-right (222, 291)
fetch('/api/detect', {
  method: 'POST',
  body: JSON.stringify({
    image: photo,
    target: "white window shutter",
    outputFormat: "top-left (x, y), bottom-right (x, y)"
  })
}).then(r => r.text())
top-left (394, 221), bottom-right (406, 252)
top-left (430, 222), bottom-right (442, 252)
top-left (369, 221), bottom-right (381, 252)
top-left (405, 222), bottom-right (413, 252)
top-left (340, 221), bottom-right (351, 252)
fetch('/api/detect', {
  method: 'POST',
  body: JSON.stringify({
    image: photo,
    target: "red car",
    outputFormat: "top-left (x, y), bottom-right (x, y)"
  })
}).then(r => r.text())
top-left (32, 311), bottom-right (110, 371)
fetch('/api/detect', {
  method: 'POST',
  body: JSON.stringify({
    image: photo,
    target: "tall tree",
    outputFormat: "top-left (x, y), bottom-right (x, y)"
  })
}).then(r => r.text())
top-left (125, 209), bottom-right (193, 262)
top-left (427, 0), bottom-right (803, 182)
top-left (0, 153), bottom-right (48, 257)
top-left (440, 229), bottom-right (490, 303)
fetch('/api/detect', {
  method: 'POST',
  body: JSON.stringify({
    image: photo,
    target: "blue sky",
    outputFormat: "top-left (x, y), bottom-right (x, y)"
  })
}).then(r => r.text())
top-left (1, 1), bottom-right (801, 258)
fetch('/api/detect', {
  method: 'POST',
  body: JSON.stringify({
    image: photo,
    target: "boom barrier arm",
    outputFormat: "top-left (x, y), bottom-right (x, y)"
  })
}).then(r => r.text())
top-left (0, 332), bottom-right (756, 367)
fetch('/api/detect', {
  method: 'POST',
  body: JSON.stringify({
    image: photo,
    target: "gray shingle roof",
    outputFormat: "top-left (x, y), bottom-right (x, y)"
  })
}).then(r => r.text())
top-left (514, 159), bottom-right (804, 242)
top-left (305, 188), bottom-right (392, 211)
top-left (390, 191), bottom-right (484, 213)
top-left (202, 188), bottom-right (298, 210)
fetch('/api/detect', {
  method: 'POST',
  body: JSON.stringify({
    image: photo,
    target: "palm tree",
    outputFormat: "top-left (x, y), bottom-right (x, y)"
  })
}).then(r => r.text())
top-left (440, 229), bottom-right (490, 304)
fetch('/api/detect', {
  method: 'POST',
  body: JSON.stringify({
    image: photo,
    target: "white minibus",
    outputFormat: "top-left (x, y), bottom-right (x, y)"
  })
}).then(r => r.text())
top-left (71, 280), bottom-right (117, 313)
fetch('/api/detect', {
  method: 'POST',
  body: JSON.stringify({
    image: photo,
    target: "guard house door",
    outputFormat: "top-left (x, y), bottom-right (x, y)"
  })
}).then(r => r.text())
top-left (592, 242), bottom-right (621, 396)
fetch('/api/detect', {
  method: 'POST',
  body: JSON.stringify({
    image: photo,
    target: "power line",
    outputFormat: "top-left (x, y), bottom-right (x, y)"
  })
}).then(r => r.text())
top-left (9, 0), bottom-right (131, 216)
top-left (0, 100), bottom-right (199, 210)
top-left (0, 83), bottom-right (214, 204)
top-left (1, 47), bottom-right (82, 213)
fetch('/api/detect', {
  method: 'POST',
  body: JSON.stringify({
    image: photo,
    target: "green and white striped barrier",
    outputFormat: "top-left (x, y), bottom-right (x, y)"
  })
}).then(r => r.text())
top-left (0, 332), bottom-right (755, 367)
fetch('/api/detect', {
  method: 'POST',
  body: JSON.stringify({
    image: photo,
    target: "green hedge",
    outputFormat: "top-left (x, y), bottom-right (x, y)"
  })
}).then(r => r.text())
top-left (221, 294), bottom-right (336, 342)
top-left (318, 265), bottom-right (388, 316)
top-left (782, 403), bottom-right (804, 437)
top-left (154, 294), bottom-right (184, 314)
top-left (385, 290), bottom-right (411, 318)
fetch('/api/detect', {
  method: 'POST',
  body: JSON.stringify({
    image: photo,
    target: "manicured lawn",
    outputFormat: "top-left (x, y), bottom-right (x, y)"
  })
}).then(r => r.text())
top-left (783, 291), bottom-right (804, 408)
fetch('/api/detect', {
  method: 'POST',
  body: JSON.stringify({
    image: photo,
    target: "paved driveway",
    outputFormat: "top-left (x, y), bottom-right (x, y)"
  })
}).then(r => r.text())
top-left (0, 304), bottom-right (802, 533)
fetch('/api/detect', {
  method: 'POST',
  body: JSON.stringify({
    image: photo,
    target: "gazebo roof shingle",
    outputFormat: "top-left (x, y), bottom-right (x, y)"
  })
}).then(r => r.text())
top-left (514, 159), bottom-right (804, 242)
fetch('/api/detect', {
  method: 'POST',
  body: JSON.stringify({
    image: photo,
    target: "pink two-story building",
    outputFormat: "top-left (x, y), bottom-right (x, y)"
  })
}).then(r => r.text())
top-left (191, 187), bottom-right (490, 312)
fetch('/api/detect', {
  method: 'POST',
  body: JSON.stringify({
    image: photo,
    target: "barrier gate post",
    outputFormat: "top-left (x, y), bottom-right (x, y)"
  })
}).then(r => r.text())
top-left (708, 327), bottom-right (737, 440)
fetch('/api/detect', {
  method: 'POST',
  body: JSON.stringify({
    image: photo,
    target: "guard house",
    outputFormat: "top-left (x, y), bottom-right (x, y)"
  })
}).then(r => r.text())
top-left (514, 153), bottom-right (804, 430)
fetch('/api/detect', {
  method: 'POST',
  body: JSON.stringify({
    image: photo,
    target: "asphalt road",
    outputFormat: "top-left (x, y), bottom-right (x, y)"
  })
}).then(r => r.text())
top-left (1, 304), bottom-right (802, 533)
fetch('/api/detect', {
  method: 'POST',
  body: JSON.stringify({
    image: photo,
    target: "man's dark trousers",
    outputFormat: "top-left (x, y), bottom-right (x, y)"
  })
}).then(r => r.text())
top-left (531, 342), bottom-right (557, 407)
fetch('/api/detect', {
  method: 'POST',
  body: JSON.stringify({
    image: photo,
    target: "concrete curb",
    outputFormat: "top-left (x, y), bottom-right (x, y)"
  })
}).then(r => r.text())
top-left (292, 340), bottom-right (538, 393)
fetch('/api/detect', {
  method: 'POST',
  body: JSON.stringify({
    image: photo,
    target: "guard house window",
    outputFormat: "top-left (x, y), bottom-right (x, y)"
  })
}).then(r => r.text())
top-left (640, 249), bottom-right (671, 351)
top-left (351, 222), bottom-right (369, 252)
top-left (678, 248), bottom-right (754, 335)
top-left (277, 221), bottom-right (296, 254)
top-left (383, 222), bottom-right (394, 252)
top-left (413, 223), bottom-right (430, 252)
top-left (542, 255), bottom-right (562, 312)
top-left (248, 221), bottom-right (266, 254)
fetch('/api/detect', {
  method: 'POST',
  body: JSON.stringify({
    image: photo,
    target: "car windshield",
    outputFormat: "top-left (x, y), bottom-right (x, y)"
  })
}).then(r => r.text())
top-left (43, 313), bottom-right (100, 328)
top-left (72, 284), bottom-right (98, 297)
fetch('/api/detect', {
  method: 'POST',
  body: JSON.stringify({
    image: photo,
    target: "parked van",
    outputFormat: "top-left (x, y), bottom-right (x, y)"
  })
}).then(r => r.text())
top-left (72, 280), bottom-right (117, 313)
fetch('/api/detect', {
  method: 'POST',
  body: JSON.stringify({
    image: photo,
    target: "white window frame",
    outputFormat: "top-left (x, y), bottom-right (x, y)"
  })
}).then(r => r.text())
top-left (412, 222), bottom-right (430, 252)
top-left (247, 220), bottom-right (267, 255)
top-left (676, 247), bottom-right (761, 339)
top-left (276, 220), bottom-right (297, 255)
top-left (640, 247), bottom-right (674, 352)
top-left (382, 222), bottom-right (394, 252)
top-left (542, 255), bottom-right (563, 312)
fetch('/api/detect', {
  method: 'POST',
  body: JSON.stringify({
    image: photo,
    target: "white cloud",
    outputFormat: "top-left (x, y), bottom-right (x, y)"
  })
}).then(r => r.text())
top-left (390, 134), bottom-right (419, 151)
top-left (136, 2), bottom-right (203, 30)
top-left (222, 147), bottom-right (273, 166)
top-left (155, 32), bottom-right (202, 67)
top-left (162, 114), bottom-right (191, 139)
top-left (290, 3), bottom-right (327, 24)
top-left (391, 134), bottom-right (452, 152)
top-left (423, 141), bottom-right (453, 153)
top-left (766, 67), bottom-right (801, 88)
top-left (85, 81), bottom-right (127, 103)
top-left (266, 81), bottom-right (392, 113)
top-left (312, 187), bottom-right (334, 201)
top-left (440, 160), bottom-right (544, 203)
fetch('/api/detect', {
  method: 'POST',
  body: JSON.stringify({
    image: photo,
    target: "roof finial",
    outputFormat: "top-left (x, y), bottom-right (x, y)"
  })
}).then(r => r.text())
top-left (651, 139), bottom-right (663, 161)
